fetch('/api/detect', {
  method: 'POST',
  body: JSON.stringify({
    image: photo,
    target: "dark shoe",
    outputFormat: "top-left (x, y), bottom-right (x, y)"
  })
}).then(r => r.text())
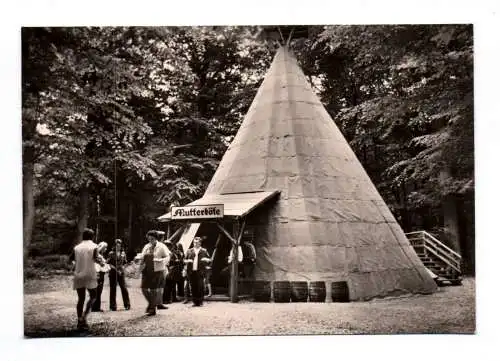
top-left (110, 307), bottom-right (117, 311)
top-left (157, 304), bottom-right (168, 310)
top-left (182, 300), bottom-right (190, 304)
top-left (192, 304), bottom-right (201, 307)
top-left (77, 318), bottom-right (89, 330)
top-left (146, 310), bottom-right (157, 316)
top-left (124, 305), bottom-right (131, 310)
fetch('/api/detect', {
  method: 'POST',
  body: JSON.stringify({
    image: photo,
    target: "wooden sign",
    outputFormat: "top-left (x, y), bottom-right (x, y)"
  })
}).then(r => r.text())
top-left (171, 204), bottom-right (224, 220)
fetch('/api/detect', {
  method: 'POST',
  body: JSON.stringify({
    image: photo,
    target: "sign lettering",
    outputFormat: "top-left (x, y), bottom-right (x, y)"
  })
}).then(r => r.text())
top-left (171, 204), bottom-right (224, 220)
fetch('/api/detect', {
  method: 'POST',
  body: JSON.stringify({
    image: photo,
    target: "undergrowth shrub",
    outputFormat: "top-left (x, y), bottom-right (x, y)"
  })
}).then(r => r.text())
top-left (24, 254), bottom-right (72, 279)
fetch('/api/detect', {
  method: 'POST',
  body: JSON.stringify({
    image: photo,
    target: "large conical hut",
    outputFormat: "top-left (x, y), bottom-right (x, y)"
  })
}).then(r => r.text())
top-left (159, 44), bottom-right (437, 301)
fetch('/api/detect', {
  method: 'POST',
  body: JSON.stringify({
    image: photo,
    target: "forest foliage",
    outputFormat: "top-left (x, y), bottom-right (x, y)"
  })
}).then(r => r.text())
top-left (22, 25), bottom-right (474, 273)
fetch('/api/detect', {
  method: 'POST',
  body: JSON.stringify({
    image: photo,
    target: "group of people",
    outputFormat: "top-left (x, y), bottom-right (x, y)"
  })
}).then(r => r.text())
top-left (91, 239), bottom-right (131, 312)
top-left (69, 227), bottom-right (219, 329)
top-left (135, 230), bottom-right (216, 314)
top-left (69, 229), bottom-right (131, 329)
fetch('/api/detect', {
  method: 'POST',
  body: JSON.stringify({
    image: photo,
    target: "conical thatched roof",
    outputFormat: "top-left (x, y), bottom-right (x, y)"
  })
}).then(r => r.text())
top-left (205, 47), bottom-right (437, 300)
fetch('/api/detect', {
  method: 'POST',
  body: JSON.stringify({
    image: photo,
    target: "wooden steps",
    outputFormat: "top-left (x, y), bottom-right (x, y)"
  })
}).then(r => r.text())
top-left (406, 230), bottom-right (463, 287)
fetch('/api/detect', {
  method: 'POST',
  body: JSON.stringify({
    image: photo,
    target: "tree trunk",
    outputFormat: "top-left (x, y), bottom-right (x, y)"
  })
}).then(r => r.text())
top-left (440, 169), bottom-right (461, 253)
top-left (458, 195), bottom-right (475, 275)
top-left (398, 182), bottom-right (411, 231)
top-left (22, 147), bottom-right (35, 261)
top-left (442, 195), bottom-right (460, 251)
top-left (127, 201), bottom-right (133, 250)
top-left (95, 194), bottom-right (101, 242)
top-left (76, 186), bottom-right (90, 243)
top-left (22, 92), bottom-right (38, 262)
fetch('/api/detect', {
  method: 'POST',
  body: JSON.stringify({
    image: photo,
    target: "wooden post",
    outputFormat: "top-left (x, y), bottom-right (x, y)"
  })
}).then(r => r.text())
top-left (230, 221), bottom-right (240, 303)
top-left (165, 225), bottom-right (185, 244)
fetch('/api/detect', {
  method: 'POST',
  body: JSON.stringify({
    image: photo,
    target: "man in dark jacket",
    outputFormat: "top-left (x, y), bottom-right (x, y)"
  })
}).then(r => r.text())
top-left (107, 239), bottom-right (130, 311)
top-left (242, 240), bottom-right (257, 279)
top-left (184, 237), bottom-right (210, 307)
top-left (162, 240), bottom-right (178, 303)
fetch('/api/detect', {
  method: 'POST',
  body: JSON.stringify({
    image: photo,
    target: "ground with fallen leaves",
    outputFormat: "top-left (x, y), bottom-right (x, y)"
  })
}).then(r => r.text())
top-left (24, 275), bottom-right (475, 337)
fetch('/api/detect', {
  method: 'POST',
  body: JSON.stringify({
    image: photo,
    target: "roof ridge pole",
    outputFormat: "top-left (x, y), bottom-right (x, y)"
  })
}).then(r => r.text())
top-left (277, 26), bottom-right (286, 45)
top-left (286, 28), bottom-right (295, 47)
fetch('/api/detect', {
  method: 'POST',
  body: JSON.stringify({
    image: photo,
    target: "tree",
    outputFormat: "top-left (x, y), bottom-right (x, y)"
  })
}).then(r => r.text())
top-left (22, 27), bottom-right (83, 260)
top-left (297, 25), bottom-right (474, 273)
top-left (23, 27), bottom-right (160, 249)
top-left (24, 26), bottom-right (273, 255)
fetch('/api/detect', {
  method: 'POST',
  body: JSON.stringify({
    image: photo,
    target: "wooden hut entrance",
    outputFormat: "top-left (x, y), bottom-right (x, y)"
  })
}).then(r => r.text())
top-left (158, 190), bottom-right (280, 302)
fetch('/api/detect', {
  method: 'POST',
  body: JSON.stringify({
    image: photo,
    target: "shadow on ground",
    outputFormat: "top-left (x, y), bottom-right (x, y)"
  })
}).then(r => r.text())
top-left (25, 328), bottom-right (93, 338)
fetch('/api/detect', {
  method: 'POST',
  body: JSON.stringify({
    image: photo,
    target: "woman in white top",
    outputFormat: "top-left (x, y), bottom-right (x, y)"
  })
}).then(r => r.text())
top-left (91, 242), bottom-right (109, 312)
top-left (136, 230), bottom-right (170, 316)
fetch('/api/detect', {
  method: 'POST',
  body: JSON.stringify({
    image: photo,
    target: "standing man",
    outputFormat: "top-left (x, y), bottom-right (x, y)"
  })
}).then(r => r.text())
top-left (108, 239), bottom-right (130, 311)
top-left (184, 237), bottom-right (210, 307)
top-left (242, 240), bottom-right (257, 279)
top-left (69, 228), bottom-right (105, 330)
top-left (136, 230), bottom-right (170, 316)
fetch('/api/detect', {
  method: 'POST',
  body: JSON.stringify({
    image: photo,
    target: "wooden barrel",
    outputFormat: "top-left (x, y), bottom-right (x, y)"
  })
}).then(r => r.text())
top-left (252, 281), bottom-right (271, 302)
top-left (308, 281), bottom-right (326, 302)
top-left (331, 281), bottom-right (349, 302)
top-left (238, 280), bottom-right (252, 295)
top-left (273, 281), bottom-right (291, 303)
top-left (290, 281), bottom-right (308, 302)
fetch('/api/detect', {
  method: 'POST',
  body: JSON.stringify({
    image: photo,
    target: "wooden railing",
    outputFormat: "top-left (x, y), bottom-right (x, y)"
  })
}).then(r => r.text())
top-left (406, 230), bottom-right (462, 274)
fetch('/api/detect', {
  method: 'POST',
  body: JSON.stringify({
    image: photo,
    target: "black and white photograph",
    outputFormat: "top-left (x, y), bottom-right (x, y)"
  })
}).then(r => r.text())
top-left (18, 22), bottom-right (478, 339)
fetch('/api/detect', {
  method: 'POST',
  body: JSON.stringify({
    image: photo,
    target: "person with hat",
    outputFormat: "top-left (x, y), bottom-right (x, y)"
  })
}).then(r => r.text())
top-left (135, 230), bottom-right (170, 315)
top-left (184, 237), bottom-right (210, 306)
top-left (107, 239), bottom-right (130, 311)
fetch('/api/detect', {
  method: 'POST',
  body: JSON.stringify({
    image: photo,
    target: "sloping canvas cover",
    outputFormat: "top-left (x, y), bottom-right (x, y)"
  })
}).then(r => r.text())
top-left (158, 191), bottom-right (280, 221)
top-left (202, 46), bottom-right (437, 300)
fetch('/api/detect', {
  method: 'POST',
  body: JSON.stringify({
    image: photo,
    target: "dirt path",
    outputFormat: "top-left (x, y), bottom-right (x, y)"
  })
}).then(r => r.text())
top-left (24, 276), bottom-right (475, 337)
